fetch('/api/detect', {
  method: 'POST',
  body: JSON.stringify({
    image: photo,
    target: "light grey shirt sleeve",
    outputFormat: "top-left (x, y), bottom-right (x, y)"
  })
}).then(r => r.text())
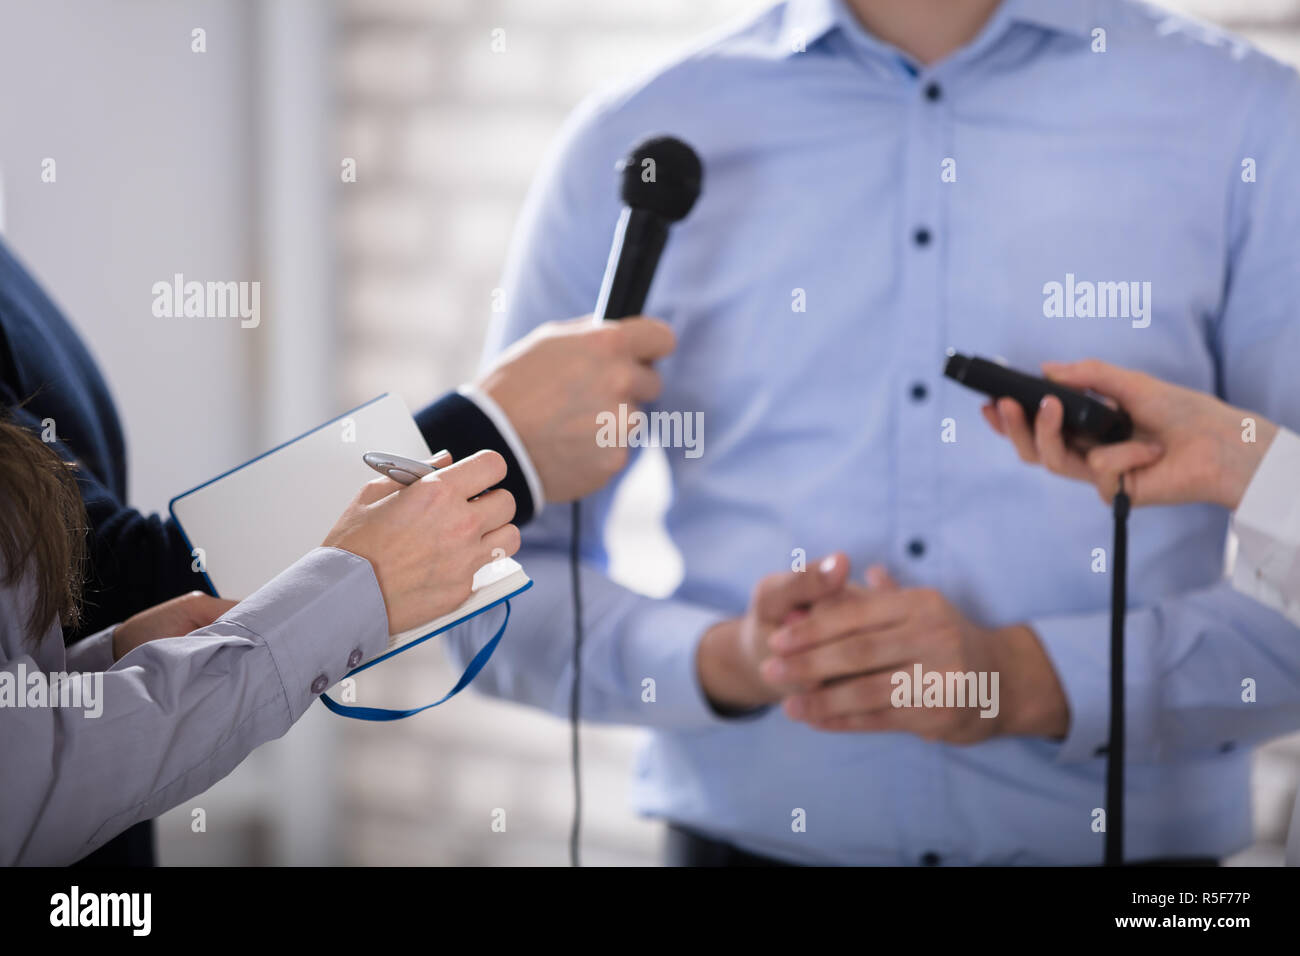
top-left (0, 546), bottom-right (389, 866)
top-left (63, 626), bottom-right (115, 673)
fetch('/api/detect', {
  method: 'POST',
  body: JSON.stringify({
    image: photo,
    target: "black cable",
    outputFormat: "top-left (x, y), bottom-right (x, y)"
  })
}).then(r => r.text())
top-left (1104, 474), bottom-right (1130, 866)
top-left (568, 500), bottom-right (583, 867)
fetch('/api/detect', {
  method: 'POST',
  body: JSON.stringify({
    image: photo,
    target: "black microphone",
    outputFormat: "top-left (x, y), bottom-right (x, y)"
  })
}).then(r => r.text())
top-left (594, 135), bottom-right (703, 320)
top-left (569, 136), bottom-right (702, 867)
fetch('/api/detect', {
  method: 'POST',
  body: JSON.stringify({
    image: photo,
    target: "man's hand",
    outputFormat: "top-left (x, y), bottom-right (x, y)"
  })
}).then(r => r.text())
top-left (113, 592), bottom-right (238, 661)
top-left (696, 553), bottom-right (851, 711)
top-left (474, 316), bottom-right (676, 502)
top-left (984, 358), bottom-right (1279, 510)
top-left (762, 566), bottom-right (1070, 743)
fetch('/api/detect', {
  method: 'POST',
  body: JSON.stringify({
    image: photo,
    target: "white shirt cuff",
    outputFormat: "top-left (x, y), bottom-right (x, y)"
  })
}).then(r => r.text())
top-left (1230, 427), bottom-right (1300, 627)
top-left (458, 383), bottom-right (546, 518)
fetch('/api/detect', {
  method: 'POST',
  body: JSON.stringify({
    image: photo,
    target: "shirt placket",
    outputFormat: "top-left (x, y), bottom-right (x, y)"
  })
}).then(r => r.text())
top-left (892, 59), bottom-right (954, 867)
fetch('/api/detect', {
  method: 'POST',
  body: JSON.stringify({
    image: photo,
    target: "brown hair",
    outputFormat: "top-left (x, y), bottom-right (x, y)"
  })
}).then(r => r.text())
top-left (0, 416), bottom-right (87, 643)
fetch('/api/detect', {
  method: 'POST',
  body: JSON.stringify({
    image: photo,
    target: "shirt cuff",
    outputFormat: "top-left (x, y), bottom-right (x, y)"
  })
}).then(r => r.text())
top-left (64, 627), bottom-right (117, 672)
top-left (1231, 427), bottom-right (1300, 626)
top-left (458, 383), bottom-right (546, 519)
top-left (1236, 426), bottom-right (1300, 533)
top-left (217, 546), bottom-right (390, 721)
top-left (1027, 610), bottom-right (1160, 765)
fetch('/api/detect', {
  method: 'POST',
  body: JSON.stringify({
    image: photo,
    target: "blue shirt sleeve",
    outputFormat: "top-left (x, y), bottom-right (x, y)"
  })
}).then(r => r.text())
top-left (1034, 65), bottom-right (1300, 764)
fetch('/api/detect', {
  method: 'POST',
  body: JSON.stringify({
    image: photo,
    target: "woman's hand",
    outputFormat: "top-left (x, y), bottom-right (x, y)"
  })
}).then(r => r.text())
top-left (323, 450), bottom-right (520, 634)
top-left (981, 358), bottom-right (1278, 509)
top-left (113, 592), bottom-right (239, 661)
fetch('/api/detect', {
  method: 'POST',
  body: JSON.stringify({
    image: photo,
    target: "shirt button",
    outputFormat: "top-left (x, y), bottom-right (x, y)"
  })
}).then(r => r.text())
top-left (907, 538), bottom-right (926, 558)
top-left (1093, 745), bottom-right (1108, 758)
top-left (1219, 741), bottom-right (1236, 754)
top-left (913, 227), bottom-right (931, 247)
top-left (921, 851), bottom-right (941, 866)
top-left (347, 647), bottom-right (363, 668)
top-left (924, 82), bottom-right (942, 101)
top-left (310, 674), bottom-right (329, 695)
top-left (910, 382), bottom-right (928, 402)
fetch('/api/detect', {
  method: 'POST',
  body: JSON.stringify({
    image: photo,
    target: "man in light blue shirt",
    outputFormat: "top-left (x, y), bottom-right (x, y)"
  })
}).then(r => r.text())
top-left (448, 0), bottom-right (1300, 864)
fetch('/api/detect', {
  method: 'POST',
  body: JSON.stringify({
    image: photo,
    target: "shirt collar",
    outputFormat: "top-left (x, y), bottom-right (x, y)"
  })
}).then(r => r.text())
top-left (776, 0), bottom-right (842, 57)
top-left (1004, 0), bottom-right (1096, 38)
top-left (777, 0), bottom-right (1095, 58)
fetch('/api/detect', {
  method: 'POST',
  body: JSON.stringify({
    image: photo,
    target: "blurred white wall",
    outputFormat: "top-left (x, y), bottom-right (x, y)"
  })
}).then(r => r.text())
top-left (0, 0), bottom-right (340, 865)
top-left (0, 0), bottom-right (257, 510)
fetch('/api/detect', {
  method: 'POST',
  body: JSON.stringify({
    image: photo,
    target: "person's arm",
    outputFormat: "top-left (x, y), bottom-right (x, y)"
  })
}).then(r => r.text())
top-left (1, 546), bottom-right (390, 866)
top-left (62, 590), bottom-right (238, 673)
top-left (984, 356), bottom-right (1300, 626)
top-left (1014, 69), bottom-right (1300, 762)
top-left (2, 449), bottom-right (518, 866)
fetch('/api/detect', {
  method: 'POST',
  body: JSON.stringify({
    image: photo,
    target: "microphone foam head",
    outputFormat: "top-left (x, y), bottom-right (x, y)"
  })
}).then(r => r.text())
top-left (618, 136), bottom-right (703, 222)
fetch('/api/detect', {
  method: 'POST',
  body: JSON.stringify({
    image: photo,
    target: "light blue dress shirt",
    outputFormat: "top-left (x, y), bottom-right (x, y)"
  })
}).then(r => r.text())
top-left (448, 0), bottom-right (1300, 864)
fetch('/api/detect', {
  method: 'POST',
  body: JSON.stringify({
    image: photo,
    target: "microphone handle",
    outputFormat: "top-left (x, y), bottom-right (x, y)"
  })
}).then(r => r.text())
top-left (574, 205), bottom-right (669, 864)
top-left (594, 207), bottom-right (669, 321)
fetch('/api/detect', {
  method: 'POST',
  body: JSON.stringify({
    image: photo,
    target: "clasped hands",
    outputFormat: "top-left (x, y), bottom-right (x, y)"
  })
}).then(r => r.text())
top-left (696, 554), bottom-right (1070, 744)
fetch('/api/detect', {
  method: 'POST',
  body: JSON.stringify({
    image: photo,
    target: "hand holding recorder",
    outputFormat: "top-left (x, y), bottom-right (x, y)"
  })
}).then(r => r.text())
top-left (977, 357), bottom-right (1278, 509)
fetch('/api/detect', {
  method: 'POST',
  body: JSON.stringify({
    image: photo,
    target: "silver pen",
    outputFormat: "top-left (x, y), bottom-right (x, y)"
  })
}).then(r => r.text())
top-left (362, 451), bottom-right (437, 486)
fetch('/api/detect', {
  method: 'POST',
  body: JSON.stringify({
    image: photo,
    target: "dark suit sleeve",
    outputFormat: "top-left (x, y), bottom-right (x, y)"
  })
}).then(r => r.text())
top-left (1, 395), bottom-right (211, 638)
top-left (413, 392), bottom-right (536, 526)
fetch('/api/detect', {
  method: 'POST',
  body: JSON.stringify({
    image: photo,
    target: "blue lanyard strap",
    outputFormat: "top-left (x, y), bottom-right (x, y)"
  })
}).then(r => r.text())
top-left (320, 596), bottom-right (516, 721)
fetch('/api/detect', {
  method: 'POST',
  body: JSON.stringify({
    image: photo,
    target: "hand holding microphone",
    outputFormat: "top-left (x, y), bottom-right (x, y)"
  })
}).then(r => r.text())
top-left (475, 315), bottom-right (676, 502)
top-left (981, 358), bottom-right (1279, 509)
top-left (472, 137), bottom-right (701, 507)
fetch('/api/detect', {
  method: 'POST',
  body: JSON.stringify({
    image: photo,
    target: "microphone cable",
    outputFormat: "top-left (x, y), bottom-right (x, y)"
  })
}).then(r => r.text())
top-left (562, 135), bottom-right (700, 867)
top-left (569, 500), bottom-right (584, 867)
top-left (1104, 473), bottom-right (1130, 866)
